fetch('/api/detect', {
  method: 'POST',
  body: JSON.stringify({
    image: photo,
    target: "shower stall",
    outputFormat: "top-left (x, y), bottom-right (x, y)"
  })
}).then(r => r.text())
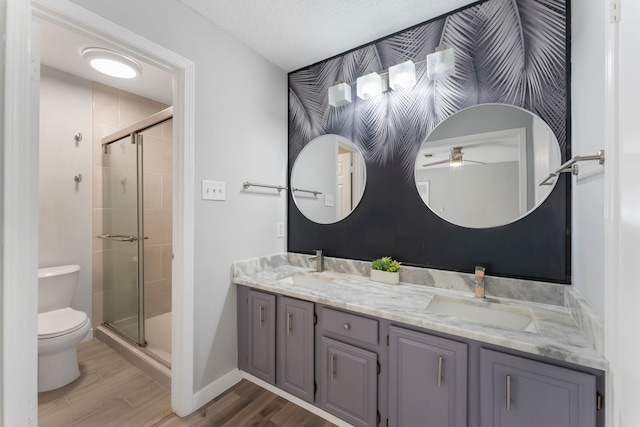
top-left (99, 107), bottom-right (173, 364)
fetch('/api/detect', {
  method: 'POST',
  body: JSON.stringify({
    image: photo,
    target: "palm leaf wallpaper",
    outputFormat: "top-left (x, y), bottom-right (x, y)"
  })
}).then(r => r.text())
top-left (288, 0), bottom-right (571, 283)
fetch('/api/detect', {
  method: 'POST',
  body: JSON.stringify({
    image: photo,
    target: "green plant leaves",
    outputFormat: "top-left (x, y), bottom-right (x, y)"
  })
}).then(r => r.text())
top-left (371, 256), bottom-right (401, 272)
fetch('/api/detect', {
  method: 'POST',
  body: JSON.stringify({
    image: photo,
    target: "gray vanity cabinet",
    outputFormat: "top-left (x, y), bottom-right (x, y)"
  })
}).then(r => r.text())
top-left (479, 348), bottom-right (597, 427)
top-left (246, 289), bottom-right (276, 384)
top-left (236, 285), bottom-right (603, 427)
top-left (277, 296), bottom-right (315, 403)
top-left (319, 337), bottom-right (378, 427)
top-left (317, 307), bottom-right (382, 427)
top-left (388, 326), bottom-right (468, 427)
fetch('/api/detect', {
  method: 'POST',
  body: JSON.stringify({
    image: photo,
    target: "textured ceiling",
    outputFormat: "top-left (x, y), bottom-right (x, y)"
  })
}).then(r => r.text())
top-left (177, 0), bottom-right (478, 72)
top-left (39, 0), bottom-right (478, 102)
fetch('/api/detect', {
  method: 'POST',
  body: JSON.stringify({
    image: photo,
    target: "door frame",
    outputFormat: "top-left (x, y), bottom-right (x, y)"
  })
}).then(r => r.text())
top-left (3, 0), bottom-right (196, 423)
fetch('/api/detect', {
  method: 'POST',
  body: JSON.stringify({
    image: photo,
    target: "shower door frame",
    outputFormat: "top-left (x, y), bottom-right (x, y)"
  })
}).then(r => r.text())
top-left (101, 107), bottom-right (173, 347)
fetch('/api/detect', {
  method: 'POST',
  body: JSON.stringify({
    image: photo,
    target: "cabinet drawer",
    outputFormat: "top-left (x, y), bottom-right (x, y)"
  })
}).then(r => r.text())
top-left (321, 307), bottom-right (378, 345)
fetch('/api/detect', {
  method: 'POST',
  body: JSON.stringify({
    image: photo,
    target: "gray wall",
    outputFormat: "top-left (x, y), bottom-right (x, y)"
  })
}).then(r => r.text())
top-left (571, 0), bottom-right (605, 316)
top-left (71, 0), bottom-right (288, 393)
top-left (39, 66), bottom-right (93, 323)
top-left (0, 1), bottom-right (5, 418)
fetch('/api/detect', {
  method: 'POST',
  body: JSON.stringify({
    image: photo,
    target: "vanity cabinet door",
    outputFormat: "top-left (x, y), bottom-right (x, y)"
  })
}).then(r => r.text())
top-left (277, 296), bottom-right (314, 402)
top-left (319, 337), bottom-right (378, 427)
top-left (388, 326), bottom-right (468, 427)
top-left (246, 289), bottom-right (276, 384)
top-left (479, 349), bottom-right (596, 427)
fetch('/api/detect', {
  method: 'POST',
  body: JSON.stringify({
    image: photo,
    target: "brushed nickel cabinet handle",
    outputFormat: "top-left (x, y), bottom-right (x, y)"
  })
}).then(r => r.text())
top-left (330, 354), bottom-right (336, 380)
top-left (437, 356), bottom-right (443, 387)
top-left (506, 374), bottom-right (512, 411)
top-left (287, 312), bottom-right (292, 335)
top-left (343, 323), bottom-right (350, 330)
top-left (259, 305), bottom-right (264, 325)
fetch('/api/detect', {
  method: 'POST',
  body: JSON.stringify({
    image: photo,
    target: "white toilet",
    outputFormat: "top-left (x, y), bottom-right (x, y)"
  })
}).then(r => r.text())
top-left (38, 264), bottom-right (91, 392)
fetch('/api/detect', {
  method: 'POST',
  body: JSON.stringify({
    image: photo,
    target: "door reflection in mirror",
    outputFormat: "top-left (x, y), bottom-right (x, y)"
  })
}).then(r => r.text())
top-left (414, 104), bottom-right (561, 228)
top-left (291, 134), bottom-right (366, 224)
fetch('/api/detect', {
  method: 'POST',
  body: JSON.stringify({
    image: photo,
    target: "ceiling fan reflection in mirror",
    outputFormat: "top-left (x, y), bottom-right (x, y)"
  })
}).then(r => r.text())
top-left (422, 146), bottom-right (487, 168)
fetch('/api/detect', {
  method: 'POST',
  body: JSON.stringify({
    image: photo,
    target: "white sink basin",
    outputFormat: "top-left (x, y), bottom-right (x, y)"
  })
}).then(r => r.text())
top-left (278, 273), bottom-right (334, 287)
top-left (426, 295), bottom-right (537, 333)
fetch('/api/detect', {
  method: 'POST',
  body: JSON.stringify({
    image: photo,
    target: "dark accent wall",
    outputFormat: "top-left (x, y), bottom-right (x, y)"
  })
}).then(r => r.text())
top-left (288, 0), bottom-right (571, 283)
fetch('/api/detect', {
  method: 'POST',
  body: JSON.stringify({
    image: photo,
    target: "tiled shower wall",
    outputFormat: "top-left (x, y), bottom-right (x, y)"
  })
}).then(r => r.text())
top-left (92, 82), bottom-right (172, 330)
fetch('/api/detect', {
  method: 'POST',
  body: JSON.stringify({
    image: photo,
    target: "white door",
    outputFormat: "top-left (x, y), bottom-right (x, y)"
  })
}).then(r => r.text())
top-left (608, 2), bottom-right (640, 424)
top-left (337, 151), bottom-right (352, 221)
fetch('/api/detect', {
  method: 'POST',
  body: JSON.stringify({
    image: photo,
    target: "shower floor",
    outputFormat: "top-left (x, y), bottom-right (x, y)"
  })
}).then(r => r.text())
top-left (146, 312), bottom-right (172, 365)
top-left (108, 312), bottom-right (172, 365)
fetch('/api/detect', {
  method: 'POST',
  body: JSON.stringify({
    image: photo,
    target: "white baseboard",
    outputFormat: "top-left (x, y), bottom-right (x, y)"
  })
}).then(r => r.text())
top-left (191, 368), bottom-right (244, 413)
top-left (241, 372), bottom-right (354, 427)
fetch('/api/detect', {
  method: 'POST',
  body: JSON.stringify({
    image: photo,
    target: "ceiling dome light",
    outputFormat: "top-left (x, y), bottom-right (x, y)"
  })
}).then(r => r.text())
top-left (82, 47), bottom-right (143, 79)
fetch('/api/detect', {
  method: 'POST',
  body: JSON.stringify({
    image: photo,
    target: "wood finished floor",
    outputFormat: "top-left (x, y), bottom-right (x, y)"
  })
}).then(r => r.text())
top-left (39, 339), bottom-right (336, 427)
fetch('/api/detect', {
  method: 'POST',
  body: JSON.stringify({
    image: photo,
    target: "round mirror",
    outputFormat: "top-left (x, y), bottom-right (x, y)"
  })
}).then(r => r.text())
top-left (414, 104), bottom-right (562, 228)
top-left (291, 134), bottom-right (367, 224)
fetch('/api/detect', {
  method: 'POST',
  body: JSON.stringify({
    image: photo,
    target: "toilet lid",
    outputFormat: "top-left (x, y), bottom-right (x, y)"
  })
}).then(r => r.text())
top-left (38, 308), bottom-right (89, 339)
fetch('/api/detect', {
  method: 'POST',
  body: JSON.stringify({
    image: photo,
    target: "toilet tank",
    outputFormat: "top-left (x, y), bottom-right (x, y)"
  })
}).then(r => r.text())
top-left (38, 265), bottom-right (81, 314)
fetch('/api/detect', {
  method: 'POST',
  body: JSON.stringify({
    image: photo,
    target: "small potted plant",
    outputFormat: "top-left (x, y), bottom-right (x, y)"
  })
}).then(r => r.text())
top-left (370, 256), bottom-right (401, 285)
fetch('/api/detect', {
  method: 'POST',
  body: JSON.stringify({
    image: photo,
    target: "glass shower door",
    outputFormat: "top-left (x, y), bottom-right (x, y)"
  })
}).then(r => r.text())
top-left (101, 133), bottom-right (146, 346)
top-left (138, 118), bottom-right (173, 364)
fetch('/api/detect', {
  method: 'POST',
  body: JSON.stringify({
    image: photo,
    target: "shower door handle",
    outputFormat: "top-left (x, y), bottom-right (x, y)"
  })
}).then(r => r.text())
top-left (98, 234), bottom-right (138, 242)
top-left (98, 234), bottom-right (149, 242)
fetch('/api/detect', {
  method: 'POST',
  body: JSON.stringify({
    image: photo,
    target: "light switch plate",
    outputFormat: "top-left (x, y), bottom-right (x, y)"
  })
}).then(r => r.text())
top-left (324, 194), bottom-right (334, 207)
top-left (276, 222), bottom-right (285, 238)
top-left (202, 180), bottom-right (226, 201)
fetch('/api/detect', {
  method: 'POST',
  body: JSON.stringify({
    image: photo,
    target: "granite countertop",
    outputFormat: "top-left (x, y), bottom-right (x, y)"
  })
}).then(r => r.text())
top-left (232, 260), bottom-right (607, 372)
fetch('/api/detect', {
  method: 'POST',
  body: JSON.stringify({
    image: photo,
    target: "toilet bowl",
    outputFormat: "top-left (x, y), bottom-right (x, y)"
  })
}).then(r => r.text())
top-left (38, 265), bottom-right (91, 392)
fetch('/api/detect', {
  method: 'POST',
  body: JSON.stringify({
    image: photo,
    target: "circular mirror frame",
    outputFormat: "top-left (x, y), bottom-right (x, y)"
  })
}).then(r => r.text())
top-left (414, 103), bottom-right (562, 229)
top-left (291, 134), bottom-right (367, 225)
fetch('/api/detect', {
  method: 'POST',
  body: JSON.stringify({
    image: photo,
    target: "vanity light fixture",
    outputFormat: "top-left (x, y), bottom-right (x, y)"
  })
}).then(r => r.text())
top-left (356, 71), bottom-right (384, 99)
top-left (427, 45), bottom-right (455, 80)
top-left (82, 47), bottom-right (143, 79)
top-left (328, 82), bottom-right (352, 107)
top-left (388, 60), bottom-right (416, 90)
top-left (327, 47), bottom-right (456, 107)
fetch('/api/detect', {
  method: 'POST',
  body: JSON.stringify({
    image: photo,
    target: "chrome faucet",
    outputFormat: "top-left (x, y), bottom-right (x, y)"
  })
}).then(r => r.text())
top-left (309, 249), bottom-right (324, 272)
top-left (474, 266), bottom-right (486, 298)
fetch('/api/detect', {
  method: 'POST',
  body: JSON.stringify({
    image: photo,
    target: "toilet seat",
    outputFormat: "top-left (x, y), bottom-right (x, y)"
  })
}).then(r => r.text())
top-left (38, 308), bottom-right (89, 339)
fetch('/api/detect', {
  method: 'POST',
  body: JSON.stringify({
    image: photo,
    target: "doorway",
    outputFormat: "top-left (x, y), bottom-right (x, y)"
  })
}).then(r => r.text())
top-left (1, 1), bottom-right (196, 422)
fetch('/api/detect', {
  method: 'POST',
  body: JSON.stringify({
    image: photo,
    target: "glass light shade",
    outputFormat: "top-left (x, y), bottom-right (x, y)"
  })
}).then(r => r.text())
top-left (357, 72), bottom-right (383, 99)
top-left (389, 60), bottom-right (416, 90)
top-left (82, 47), bottom-right (142, 79)
top-left (427, 47), bottom-right (455, 80)
top-left (328, 82), bottom-right (352, 107)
